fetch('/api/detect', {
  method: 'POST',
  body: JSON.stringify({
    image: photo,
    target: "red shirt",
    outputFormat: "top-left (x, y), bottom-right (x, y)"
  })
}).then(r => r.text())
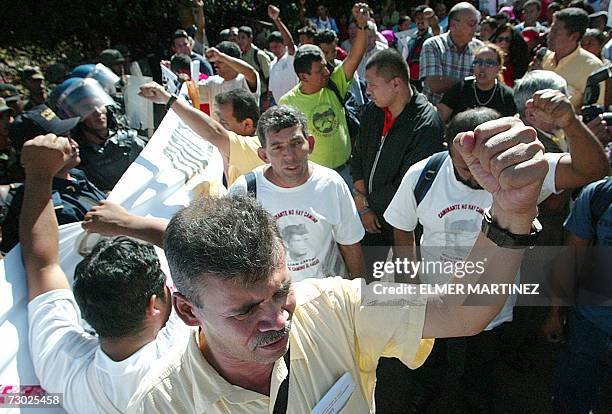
top-left (382, 107), bottom-right (397, 138)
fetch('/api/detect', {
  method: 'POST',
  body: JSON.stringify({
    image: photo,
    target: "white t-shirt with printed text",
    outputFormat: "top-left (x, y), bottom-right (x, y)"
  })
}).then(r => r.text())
top-left (384, 152), bottom-right (564, 329)
top-left (230, 163), bottom-right (364, 281)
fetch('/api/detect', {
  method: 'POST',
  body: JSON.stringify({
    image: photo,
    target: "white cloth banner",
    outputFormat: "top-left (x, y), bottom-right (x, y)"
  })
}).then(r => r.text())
top-left (0, 110), bottom-right (224, 413)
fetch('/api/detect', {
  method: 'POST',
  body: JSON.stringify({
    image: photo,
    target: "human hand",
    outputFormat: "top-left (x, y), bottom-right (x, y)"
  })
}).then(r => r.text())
top-left (21, 134), bottom-right (77, 178)
top-left (453, 117), bottom-right (547, 232)
top-left (205, 47), bottom-right (223, 63)
top-left (360, 210), bottom-right (381, 233)
top-left (82, 200), bottom-right (133, 236)
top-left (138, 81), bottom-right (172, 104)
top-left (526, 89), bottom-right (577, 129)
top-left (193, 0), bottom-right (204, 7)
top-left (353, 3), bottom-right (372, 27)
top-left (586, 115), bottom-right (612, 145)
top-left (268, 5), bottom-right (280, 21)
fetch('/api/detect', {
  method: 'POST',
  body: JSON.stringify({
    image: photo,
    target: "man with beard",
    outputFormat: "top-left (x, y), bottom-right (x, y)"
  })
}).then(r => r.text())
top-left (384, 99), bottom-right (607, 412)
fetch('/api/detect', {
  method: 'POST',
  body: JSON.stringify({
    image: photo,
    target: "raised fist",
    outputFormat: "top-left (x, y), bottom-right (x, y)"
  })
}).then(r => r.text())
top-left (352, 3), bottom-right (372, 27)
top-left (139, 81), bottom-right (172, 104)
top-left (453, 117), bottom-right (547, 225)
top-left (21, 134), bottom-right (78, 177)
top-left (268, 5), bottom-right (280, 21)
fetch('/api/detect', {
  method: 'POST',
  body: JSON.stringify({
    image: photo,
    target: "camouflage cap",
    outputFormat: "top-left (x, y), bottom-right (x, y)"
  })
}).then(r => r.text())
top-left (0, 98), bottom-right (14, 114)
top-left (22, 66), bottom-right (45, 81)
top-left (99, 49), bottom-right (125, 67)
top-left (0, 84), bottom-right (21, 103)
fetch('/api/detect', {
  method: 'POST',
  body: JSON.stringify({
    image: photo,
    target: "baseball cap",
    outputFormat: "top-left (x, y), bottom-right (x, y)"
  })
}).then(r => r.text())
top-left (0, 98), bottom-right (13, 114)
top-left (9, 104), bottom-right (80, 150)
top-left (589, 11), bottom-right (607, 19)
top-left (22, 66), bottom-right (45, 81)
top-left (99, 49), bottom-right (125, 67)
top-left (0, 84), bottom-right (21, 103)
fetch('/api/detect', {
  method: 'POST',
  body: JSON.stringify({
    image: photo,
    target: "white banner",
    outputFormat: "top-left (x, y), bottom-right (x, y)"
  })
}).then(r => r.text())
top-left (0, 110), bottom-right (224, 413)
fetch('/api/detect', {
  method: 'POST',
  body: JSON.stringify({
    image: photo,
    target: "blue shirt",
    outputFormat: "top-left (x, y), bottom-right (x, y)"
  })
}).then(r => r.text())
top-left (1, 169), bottom-right (106, 253)
top-left (564, 178), bottom-right (612, 333)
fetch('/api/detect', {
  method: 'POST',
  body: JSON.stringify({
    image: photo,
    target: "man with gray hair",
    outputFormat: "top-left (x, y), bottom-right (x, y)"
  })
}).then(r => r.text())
top-left (420, 1), bottom-right (483, 104)
top-left (126, 116), bottom-right (557, 412)
top-left (514, 70), bottom-right (610, 153)
top-left (229, 105), bottom-right (365, 282)
top-left (514, 70), bottom-right (609, 247)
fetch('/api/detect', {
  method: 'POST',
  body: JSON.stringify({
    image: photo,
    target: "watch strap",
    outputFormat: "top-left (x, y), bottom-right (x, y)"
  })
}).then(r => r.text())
top-left (481, 208), bottom-right (541, 249)
top-left (165, 94), bottom-right (178, 111)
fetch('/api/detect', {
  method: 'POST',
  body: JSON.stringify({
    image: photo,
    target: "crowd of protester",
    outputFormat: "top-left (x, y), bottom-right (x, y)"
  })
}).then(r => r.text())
top-left (2, 0), bottom-right (611, 412)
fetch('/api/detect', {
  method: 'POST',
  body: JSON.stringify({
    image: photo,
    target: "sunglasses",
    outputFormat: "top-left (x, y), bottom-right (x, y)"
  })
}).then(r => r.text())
top-left (496, 36), bottom-right (512, 43)
top-left (473, 58), bottom-right (499, 67)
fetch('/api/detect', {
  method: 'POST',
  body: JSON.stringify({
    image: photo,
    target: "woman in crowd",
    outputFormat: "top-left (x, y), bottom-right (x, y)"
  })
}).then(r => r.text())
top-left (491, 23), bottom-right (530, 87)
top-left (581, 28), bottom-right (607, 60)
top-left (479, 17), bottom-right (498, 42)
top-left (437, 43), bottom-right (517, 123)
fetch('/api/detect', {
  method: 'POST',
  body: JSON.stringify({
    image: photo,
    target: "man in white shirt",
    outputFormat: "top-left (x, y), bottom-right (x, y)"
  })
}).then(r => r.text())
top-left (200, 41), bottom-right (260, 121)
top-left (384, 92), bottom-right (608, 412)
top-left (266, 4), bottom-right (299, 103)
top-left (20, 134), bottom-right (189, 413)
top-left (229, 105), bottom-right (365, 281)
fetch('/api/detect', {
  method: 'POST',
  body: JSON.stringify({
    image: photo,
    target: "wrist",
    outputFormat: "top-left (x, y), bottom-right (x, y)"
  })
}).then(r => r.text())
top-left (24, 171), bottom-right (56, 183)
top-left (560, 113), bottom-right (581, 130)
top-left (490, 203), bottom-right (538, 235)
top-left (165, 94), bottom-right (178, 110)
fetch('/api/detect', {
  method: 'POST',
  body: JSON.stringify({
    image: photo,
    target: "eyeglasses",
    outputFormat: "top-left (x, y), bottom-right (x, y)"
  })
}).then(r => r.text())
top-left (473, 58), bottom-right (499, 67)
top-left (496, 36), bottom-right (512, 43)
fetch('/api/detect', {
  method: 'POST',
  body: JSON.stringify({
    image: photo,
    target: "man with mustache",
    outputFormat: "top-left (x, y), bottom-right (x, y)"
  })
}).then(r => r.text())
top-left (128, 114), bottom-right (552, 413)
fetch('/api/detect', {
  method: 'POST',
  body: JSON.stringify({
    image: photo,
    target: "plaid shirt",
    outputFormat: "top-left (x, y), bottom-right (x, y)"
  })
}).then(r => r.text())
top-left (419, 33), bottom-right (483, 105)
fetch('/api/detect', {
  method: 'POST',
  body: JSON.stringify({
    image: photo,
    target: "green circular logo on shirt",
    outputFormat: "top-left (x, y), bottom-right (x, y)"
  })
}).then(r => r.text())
top-left (312, 105), bottom-right (339, 135)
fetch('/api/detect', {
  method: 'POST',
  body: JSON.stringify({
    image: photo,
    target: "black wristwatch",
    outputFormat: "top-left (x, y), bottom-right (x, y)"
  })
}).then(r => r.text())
top-left (481, 208), bottom-right (541, 249)
top-left (165, 94), bottom-right (178, 111)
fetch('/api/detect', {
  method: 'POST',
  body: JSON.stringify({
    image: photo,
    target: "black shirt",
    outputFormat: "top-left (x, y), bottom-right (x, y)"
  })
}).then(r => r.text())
top-left (1, 168), bottom-right (106, 253)
top-left (440, 77), bottom-right (517, 119)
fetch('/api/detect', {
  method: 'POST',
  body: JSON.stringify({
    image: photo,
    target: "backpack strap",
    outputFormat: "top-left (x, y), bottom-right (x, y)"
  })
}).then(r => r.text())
top-left (326, 78), bottom-right (346, 106)
top-left (413, 151), bottom-right (448, 205)
top-left (245, 171), bottom-right (257, 198)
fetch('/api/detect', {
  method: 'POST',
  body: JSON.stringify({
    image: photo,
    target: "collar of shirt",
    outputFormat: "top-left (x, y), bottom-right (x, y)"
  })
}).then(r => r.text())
top-left (382, 107), bottom-right (397, 137)
top-left (546, 46), bottom-right (581, 70)
top-left (190, 315), bottom-right (309, 412)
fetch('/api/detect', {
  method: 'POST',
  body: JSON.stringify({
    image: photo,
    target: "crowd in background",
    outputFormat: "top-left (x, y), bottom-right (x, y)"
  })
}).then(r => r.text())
top-left (2, 0), bottom-right (611, 413)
